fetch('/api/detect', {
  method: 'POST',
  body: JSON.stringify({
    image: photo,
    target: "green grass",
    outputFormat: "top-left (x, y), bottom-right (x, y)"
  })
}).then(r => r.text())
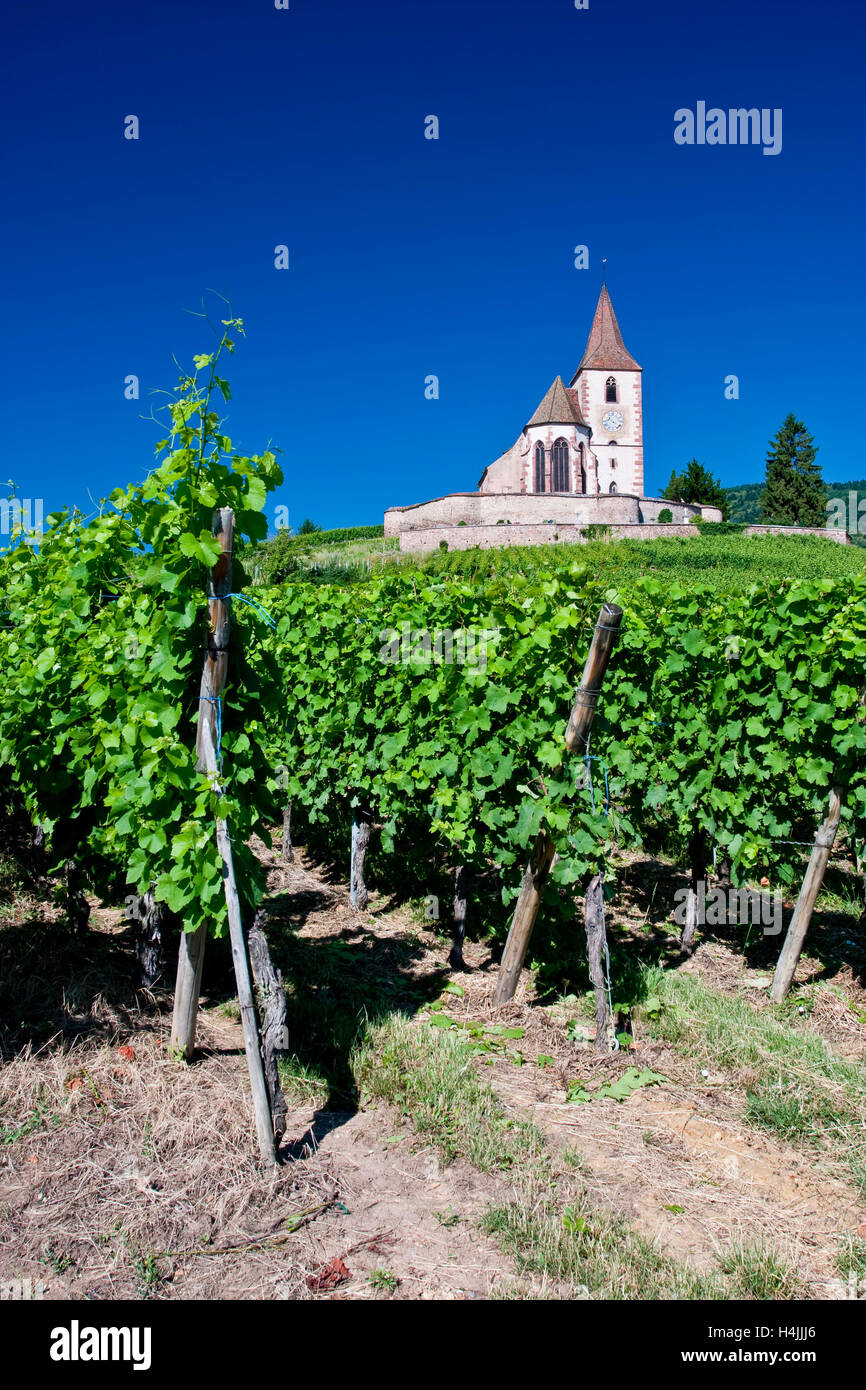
top-left (254, 897), bottom-right (446, 1107)
top-left (252, 526), bottom-right (395, 584)
top-left (39, 1244), bottom-right (72, 1276)
top-left (351, 1014), bottom-right (813, 1300)
top-left (836, 1235), bottom-right (866, 1281)
top-left (352, 1016), bottom-right (538, 1172)
top-left (481, 1179), bottom-right (723, 1300)
top-left (638, 965), bottom-right (866, 1189)
top-left (276, 1053), bottom-right (330, 1107)
top-left (561, 1145), bottom-right (586, 1170)
top-left (255, 526), bottom-right (866, 597)
top-left (716, 1238), bottom-right (803, 1299)
top-left (743, 1085), bottom-right (839, 1141)
top-left (131, 1250), bottom-right (164, 1301)
top-left (262, 531), bottom-right (866, 598)
top-left (0, 1094), bottom-right (61, 1145)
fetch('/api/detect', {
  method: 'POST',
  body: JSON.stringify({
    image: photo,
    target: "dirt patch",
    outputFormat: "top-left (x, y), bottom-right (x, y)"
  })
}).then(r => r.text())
top-left (2, 834), bottom-right (864, 1300)
top-left (485, 1063), bottom-right (861, 1293)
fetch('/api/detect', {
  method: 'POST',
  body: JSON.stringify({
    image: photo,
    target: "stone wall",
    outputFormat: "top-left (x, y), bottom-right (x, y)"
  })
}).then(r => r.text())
top-left (396, 521), bottom-right (850, 554)
top-left (744, 524), bottom-right (849, 543)
top-left (384, 491), bottom-right (720, 536)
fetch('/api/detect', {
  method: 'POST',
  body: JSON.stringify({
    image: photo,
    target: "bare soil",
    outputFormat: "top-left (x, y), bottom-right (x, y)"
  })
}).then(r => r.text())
top-left (1, 835), bottom-right (864, 1300)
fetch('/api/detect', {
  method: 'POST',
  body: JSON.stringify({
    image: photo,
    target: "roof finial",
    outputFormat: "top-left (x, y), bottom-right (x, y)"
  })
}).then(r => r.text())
top-left (601, 256), bottom-right (607, 287)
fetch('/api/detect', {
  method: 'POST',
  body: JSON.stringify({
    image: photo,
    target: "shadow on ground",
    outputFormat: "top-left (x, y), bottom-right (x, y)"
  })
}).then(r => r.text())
top-left (260, 882), bottom-right (447, 1149)
top-left (0, 913), bottom-right (156, 1058)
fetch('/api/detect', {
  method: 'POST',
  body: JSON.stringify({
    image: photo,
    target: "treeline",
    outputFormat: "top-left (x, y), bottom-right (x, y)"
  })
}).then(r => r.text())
top-left (725, 478), bottom-right (866, 523)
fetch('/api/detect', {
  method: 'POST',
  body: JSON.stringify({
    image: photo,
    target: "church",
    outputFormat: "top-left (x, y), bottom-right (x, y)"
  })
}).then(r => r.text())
top-left (384, 285), bottom-right (723, 551)
top-left (477, 283), bottom-right (644, 499)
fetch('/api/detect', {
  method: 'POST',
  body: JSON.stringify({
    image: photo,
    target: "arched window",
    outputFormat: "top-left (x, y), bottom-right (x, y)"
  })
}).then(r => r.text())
top-left (577, 442), bottom-right (586, 495)
top-left (534, 442), bottom-right (546, 493)
top-left (552, 438), bottom-right (569, 492)
top-left (606, 377), bottom-right (617, 403)
top-left (609, 481), bottom-right (618, 494)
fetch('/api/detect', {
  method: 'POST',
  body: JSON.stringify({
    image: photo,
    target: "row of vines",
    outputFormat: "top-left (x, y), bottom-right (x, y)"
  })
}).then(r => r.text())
top-left (251, 567), bottom-right (866, 951)
top-left (1, 334), bottom-right (865, 1032)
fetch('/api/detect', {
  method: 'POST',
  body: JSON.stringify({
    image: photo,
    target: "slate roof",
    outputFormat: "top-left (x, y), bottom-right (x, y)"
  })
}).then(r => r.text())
top-left (526, 375), bottom-right (588, 428)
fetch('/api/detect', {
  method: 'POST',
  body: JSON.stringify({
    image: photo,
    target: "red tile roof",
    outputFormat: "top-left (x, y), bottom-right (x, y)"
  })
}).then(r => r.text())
top-left (571, 286), bottom-right (641, 377)
top-left (526, 375), bottom-right (588, 428)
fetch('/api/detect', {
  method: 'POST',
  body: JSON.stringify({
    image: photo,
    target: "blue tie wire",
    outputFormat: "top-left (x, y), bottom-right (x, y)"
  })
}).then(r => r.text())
top-left (224, 592), bottom-right (277, 629)
top-left (582, 754), bottom-right (611, 816)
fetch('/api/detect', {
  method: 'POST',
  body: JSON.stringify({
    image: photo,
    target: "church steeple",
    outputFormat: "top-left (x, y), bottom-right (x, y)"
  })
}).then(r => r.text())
top-left (571, 285), bottom-right (641, 379)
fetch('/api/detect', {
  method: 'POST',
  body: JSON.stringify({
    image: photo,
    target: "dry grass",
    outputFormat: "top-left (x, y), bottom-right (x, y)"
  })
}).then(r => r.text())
top-left (2, 830), bottom-right (864, 1301)
top-left (0, 1016), bottom-right (338, 1300)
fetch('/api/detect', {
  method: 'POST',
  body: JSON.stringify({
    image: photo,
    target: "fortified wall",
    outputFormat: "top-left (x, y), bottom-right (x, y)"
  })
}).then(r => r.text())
top-left (384, 492), bottom-right (721, 537)
top-left (390, 518), bottom-right (849, 555)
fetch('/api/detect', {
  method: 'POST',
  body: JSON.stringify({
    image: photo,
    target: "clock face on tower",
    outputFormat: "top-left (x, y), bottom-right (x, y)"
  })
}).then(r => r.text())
top-left (602, 409), bottom-right (624, 432)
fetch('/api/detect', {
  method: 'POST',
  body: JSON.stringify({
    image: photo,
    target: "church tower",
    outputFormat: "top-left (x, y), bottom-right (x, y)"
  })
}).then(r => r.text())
top-left (569, 286), bottom-right (643, 497)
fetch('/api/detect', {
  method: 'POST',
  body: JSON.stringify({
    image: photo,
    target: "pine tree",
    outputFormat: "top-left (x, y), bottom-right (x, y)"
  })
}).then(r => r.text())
top-left (663, 469), bottom-right (685, 501)
top-left (663, 460), bottom-right (728, 518)
top-left (759, 415), bottom-right (825, 526)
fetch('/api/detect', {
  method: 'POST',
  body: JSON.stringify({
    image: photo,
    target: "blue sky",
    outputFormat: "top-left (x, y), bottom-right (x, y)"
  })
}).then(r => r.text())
top-left (4, 0), bottom-right (864, 531)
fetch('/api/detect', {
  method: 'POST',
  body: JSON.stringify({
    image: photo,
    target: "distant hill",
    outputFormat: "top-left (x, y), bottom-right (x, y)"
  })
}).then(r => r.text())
top-left (723, 478), bottom-right (866, 524)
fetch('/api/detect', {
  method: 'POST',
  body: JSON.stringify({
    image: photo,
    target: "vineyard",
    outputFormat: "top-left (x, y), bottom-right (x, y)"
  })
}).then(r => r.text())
top-left (1, 334), bottom-right (865, 1300)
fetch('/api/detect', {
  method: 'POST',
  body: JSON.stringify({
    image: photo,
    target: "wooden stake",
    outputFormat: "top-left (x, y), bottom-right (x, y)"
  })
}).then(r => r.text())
top-left (217, 816), bottom-right (278, 1165)
top-left (585, 871), bottom-right (616, 1053)
top-left (493, 602), bottom-right (623, 1005)
top-left (493, 832), bottom-right (555, 1005)
top-left (449, 865), bottom-right (468, 970)
top-left (170, 507), bottom-right (233, 1060)
top-left (349, 803), bottom-right (372, 909)
top-left (565, 603), bottom-right (624, 755)
top-left (770, 786), bottom-right (843, 1003)
top-left (248, 910), bottom-right (289, 1140)
top-left (170, 508), bottom-right (277, 1166)
top-left (680, 830), bottom-right (708, 956)
top-left (282, 801), bottom-right (293, 864)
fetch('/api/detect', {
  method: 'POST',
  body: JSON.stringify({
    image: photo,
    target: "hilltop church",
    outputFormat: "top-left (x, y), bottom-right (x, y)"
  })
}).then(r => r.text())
top-left (382, 286), bottom-right (850, 553)
top-left (384, 286), bottom-right (725, 551)
top-left (477, 283), bottom-right (644, 499)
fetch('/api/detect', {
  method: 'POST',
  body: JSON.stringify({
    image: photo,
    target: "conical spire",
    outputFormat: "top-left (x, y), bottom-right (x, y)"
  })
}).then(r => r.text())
top-left (526, 375), bottom-right (587, 428)
top-left (571, 286), bottom-right (641, 377)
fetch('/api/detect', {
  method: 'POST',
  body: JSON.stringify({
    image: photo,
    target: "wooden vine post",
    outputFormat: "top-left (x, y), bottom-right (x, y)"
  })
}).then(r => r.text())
top-left (247, 909), bottom-right (289, 1142)
top-left (770, 786), bottom-right (843, 1003)
top-left (679, 829), bottom-right (709, 957)
top-left (493, 601), bottom-right (624, 1007)
top-left (170, 510), bottom-right (231, 1058)
top-left (170, 506), bottom-right (277, 1167)
top-left (584, 870), bottom-right (617, 1053)
top-left (449, 865), bottom-right (468, 970)
top-left (349, 802), bottom-right (373, 909)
